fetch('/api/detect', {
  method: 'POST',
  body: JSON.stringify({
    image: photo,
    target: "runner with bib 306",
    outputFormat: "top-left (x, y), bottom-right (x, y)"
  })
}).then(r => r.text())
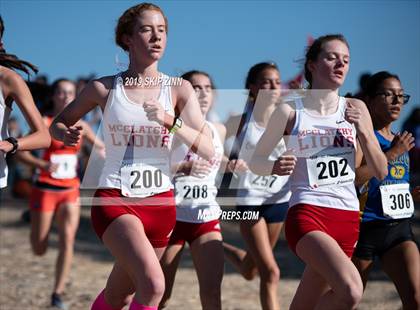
top-left (353, 71), bottom-right (420, 310)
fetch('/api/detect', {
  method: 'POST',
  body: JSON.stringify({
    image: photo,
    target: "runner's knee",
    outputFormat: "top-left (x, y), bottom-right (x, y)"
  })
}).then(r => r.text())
top-left (259, 264), bottom-right (280, 284)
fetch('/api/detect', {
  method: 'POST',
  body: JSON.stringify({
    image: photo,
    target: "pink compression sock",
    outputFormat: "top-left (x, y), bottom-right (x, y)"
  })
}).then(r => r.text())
top-left (91, 290), bottom-right (122, 310)
top-left (129, 299), bottom-right (157, 310)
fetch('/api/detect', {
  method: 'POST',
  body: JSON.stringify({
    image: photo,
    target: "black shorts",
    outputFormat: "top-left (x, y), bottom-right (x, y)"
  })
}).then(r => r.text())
top-left (353, 218), bottom-right (418, 260)
top-left (236, 202), bottom-right (289, 224)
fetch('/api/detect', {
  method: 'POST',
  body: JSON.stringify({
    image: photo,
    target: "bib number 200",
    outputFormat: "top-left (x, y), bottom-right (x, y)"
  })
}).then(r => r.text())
top-left (130, 169), bottom-right (163, 189)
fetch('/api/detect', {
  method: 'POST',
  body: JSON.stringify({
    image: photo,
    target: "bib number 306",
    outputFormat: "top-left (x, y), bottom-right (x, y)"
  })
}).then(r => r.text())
top-left (380, 183), bottom-right (414, 219)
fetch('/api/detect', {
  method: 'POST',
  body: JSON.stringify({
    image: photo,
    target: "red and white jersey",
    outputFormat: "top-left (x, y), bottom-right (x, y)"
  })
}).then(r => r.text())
top-left (98, 74), bottom-right (175, 198)
top-left (173, 121), bottom-right (224, 223)
top-left (0, 85), bottom-right (11, 188)
top-left (288, 96), bottom-right (358, 211)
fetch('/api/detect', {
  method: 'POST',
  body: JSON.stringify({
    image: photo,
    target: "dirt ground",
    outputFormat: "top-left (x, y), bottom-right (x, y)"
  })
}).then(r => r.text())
top-left (1, 190), bottom-right (418, 310)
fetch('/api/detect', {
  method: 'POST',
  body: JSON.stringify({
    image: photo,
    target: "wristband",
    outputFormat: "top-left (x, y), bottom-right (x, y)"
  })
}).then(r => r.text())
top-left (5, 137), bottom-right (18, 154)
top-left (169, 117), bottom-right (183, 134)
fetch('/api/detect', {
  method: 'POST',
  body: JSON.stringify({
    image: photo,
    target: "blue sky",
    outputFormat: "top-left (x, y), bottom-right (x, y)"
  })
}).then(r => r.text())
top-left (2, 0), bottom-right (419, 131)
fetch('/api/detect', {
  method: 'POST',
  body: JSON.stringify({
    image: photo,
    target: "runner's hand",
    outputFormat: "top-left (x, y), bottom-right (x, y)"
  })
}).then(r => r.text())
top-left (63, 125), bottom-right (82, 147)
top-left (390, 131), bottom-right (415, 157)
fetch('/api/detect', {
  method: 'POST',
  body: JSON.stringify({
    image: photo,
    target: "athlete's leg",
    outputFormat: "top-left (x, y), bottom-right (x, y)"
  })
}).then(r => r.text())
top-left (240, 219), bottom-right (281, 310)
top-left (351, 257), bottom-right (374, 289)
top-left (102, 214), bottom-right (166, 307)
top-left (225, 220), bottom-right (283, 282)
top-left (190, 231), bottom-right (224, 310)
top-left (30, 210), bottom-right (55, 255)
top-left (381, 240), bottom-right (420, 310)
top-left (292, 231), bottom-right (363, 310)
top-left (223, 242), bottom-right (257, 280)
top-left (159, 243), bottom-right (184, 309)
top-left (54, 200), bottom-right (80, 294)
top-left (30, 189), bottom-right (56, 255)
top-left (93, 248), bottom-right (167, 310)
top-left (289, 266), bottom-right (330, 309)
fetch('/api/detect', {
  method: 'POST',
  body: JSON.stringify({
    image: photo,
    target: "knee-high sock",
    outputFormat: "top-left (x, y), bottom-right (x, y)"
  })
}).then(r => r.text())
top-left (128, 299), bottom-right (157, 310)
top-left (91, 289), bottom-right (122, 310)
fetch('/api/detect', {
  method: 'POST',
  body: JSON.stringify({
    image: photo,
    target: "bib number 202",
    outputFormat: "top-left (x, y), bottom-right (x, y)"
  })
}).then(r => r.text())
top-left (317, 158), bottom-right (348, 180)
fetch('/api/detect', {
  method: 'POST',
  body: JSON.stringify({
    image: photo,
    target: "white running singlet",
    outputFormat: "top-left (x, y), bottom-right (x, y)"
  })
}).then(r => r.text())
top-left (0, 84), bottom-right (11, 188)
top-left (173, 121), bottom-right (224, 223)
top-left (288, 96), bottom-right (358, 211)
top-left (236, 114), bottom-right (291, 206)
top-left (98, 74), bottom-right (175, 197)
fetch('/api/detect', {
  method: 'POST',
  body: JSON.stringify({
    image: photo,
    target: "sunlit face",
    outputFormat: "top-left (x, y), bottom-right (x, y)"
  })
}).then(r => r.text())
top-left (249, 68), bottom-right (281, 104)
top-left (369, 78), bottom-right (405, 123)
top-left (309, 40), bottom-right (350, 89)
top-left (53, 81), bottom-right (76, 111)
top-left (190, 74), bottom-right (214, 115)
top-left (124, 10), bottom-right (167, 61)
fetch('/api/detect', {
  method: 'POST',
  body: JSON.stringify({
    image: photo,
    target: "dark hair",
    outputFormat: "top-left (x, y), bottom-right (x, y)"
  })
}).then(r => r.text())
top-left (245, 62), bottom-right (279, 100)
top-left (181, 70), bottom-right (215, 89)
top-left (116, 3), bottom-right (168, 51)
top-left (0, 15), bottom-right (38, 76)
top-left (38, 78), bottom-right (76, 115)
top-left (365, 71), bottom-right (400, 98)
top-left (51, 78), bottom-right (76, 96)
top-left (304, 34), bottom-right (349, 88)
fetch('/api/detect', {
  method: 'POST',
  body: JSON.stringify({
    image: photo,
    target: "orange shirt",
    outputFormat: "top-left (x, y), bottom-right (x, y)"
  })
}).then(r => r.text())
top-left (37, 117), bottom-right (82, 188)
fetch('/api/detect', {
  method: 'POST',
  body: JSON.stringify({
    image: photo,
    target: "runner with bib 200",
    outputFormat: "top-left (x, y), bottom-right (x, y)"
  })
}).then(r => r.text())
top-left (50, 4), bottom-right (214, 310)
top-left (250, 35), bottom-right (388, 309)
top-left (353, 71), bottom-right (420, 310)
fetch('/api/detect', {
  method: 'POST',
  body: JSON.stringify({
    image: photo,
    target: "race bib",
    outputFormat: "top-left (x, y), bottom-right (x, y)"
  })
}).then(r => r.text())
top-left (244, 171), bottom-right (284, 194)
top-left (120, 160), bottom-right (171, 198)
top-left (175, 178), bottom-right (217, 206)
top-left (380, 183), bottom-right (414, 219)
top-left (307, 151), bottom-right (355, 188)
top-left (50, 154), bottom-right (78, 179)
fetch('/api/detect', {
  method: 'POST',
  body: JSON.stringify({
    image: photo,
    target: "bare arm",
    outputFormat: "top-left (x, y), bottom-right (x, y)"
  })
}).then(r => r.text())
top-left (355, 131), bottom-right (414, 187)
top-left (354, 140), bottom-right (371, 187)
top-left (346, 98), bottom-right (388, 181)
top-left (250, 104), bottom-right (296, 176)
top-left (0, 68), bottom-right (50, 153)
top-left (16, 151), bottom-right (50, 171)
top-left (50, 77), bottom-right (111, 144)
top-left (171, 81), bottom-right (215, 160)
top-left (80, 119), bottom-right (105, 149)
